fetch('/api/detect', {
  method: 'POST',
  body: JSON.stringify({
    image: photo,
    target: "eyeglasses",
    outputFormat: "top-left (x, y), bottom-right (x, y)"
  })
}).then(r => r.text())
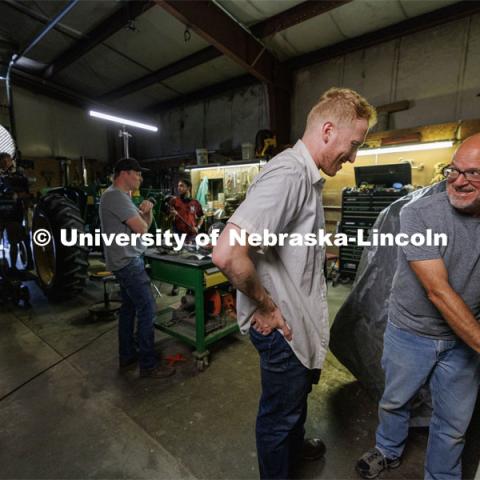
top-left (442, 166), bottom-right (480, 182)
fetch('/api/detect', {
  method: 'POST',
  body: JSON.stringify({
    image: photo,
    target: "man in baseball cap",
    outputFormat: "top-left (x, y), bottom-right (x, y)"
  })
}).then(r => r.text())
top-left (113, 157), bottom-right (149, 176)
top-left (100, 157), bottom-right (174, 379)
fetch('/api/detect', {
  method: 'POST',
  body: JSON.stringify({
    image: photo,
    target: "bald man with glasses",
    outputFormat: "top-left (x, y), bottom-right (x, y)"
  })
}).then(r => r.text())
top-left (357, 134), bottom-right (480, 480)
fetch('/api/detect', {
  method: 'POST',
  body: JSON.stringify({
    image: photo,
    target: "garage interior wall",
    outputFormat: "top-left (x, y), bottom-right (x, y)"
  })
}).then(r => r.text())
top-left (292, 12), bottom-right (480, 235)
top-left (11, 87), bottom-right (110, 162)
top-left (134, 83), bottom-right (269, 160)
top-left (129, 11), bottom-right (480, 244)
top-left (292, 14), bottom-right (480, 137)
top-left (1, 86), bottom-right (112, 192)
top-left (134, 12), bottom-right (480, 163)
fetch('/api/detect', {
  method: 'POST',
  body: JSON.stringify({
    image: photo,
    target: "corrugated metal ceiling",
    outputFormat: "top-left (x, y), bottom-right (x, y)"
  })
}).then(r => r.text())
top-left (0, 0), bottom-right (463, 111)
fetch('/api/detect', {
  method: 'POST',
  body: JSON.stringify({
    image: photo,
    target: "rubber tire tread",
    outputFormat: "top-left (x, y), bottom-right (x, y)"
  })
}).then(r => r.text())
top-left (33, 193), bottom-right (88, 300)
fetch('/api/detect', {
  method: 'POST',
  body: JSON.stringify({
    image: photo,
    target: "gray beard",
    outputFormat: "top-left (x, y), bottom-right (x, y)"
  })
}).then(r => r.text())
top-left (449, 196), bottom-right (480, 216)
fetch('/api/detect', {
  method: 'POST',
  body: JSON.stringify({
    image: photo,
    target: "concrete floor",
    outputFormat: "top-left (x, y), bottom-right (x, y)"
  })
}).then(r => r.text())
top-left (1, 275), bottom-right (479, 479)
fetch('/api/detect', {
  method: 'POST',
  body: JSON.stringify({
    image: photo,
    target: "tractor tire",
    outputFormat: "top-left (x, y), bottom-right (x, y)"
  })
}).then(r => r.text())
top-left (32, 193), bottom-right (89, 300)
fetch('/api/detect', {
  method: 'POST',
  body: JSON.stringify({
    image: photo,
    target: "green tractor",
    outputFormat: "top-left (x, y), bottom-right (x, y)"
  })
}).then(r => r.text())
top-left (32, 180), bottom-right (168, 301)
top-left (1, 125), bottom-right (168, 302)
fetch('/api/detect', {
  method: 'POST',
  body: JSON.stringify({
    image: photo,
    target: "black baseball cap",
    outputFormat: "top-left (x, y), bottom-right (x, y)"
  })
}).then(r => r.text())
top-left (114, 157), bottom-right (149, 174)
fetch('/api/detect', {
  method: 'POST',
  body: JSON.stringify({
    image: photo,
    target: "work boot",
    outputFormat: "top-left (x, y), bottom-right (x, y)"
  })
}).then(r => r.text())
top-left (302, 438), bottom-right (327, 461)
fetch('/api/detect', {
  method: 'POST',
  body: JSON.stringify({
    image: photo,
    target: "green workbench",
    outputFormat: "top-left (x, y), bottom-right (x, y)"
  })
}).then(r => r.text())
top-left (145, 248), bottom-right (239, 370)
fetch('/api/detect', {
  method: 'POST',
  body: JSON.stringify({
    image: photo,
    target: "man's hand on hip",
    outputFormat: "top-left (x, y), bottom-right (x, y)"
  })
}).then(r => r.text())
top-left (252, 302), bottom-right (292, 340)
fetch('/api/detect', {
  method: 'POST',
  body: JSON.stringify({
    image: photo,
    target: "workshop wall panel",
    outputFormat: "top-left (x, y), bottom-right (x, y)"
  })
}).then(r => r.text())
top-left (458, 14), bottom-right (480, 121)
top-left (231, 84), bottom-right (268, 150)
top-left (135, 84), bottom-right (267, 160)
top-left (393, 18), bottom-right (467, 129)
top-left (204, 96), bottom-right (233, 151)
top-left (341, 41), bottom-right (397, 109)
top-left (179, 103), bottom-right (206, 154)
top-left (14, 89), bottom-right (54, 158)
top-left (292, 57), bottom-right (343, 139)
top-left (13, 87), bottom-right (109, 161)
top-left (156, 108), bottom-right (183, 156)
top-left (292, 12), bottom-right (480, 136)
top-left (134, 102), bottom-right (205, 159)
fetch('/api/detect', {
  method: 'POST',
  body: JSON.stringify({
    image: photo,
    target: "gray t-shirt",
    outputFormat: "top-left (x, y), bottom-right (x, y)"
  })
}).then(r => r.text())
top-left (99, 185), bottom-right (146, 272)
top-left (228, 140), bottom-right (329, 370)
top-left (389, 191), bottom-right (480, 339)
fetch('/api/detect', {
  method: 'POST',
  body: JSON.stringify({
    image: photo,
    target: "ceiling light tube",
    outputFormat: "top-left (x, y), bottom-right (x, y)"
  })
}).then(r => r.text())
top-left (89, 110), bottom-right (158, 132)
top-left (357, 140), bottom-right (454, 156)
top-left (185, 162), bottom-right (265, 172)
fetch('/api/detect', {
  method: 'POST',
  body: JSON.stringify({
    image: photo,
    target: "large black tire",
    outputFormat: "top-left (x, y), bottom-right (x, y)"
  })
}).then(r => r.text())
top-left (32, 193), bottom-right (89, 300)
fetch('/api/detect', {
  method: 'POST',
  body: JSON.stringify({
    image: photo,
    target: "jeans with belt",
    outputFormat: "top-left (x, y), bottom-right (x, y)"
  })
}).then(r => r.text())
top-left (376, 321), bottom-right (480, 479)
top-left (113, 257), bottom-right (157, 371)
top-left (249, 327), bottom-right (320, 479)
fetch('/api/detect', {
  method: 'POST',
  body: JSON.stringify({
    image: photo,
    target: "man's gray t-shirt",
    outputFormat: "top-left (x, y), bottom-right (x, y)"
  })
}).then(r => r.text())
top-left (99, 186), bottom-right (146, 272)
top-left (389, 191), bottom-right (480, 339)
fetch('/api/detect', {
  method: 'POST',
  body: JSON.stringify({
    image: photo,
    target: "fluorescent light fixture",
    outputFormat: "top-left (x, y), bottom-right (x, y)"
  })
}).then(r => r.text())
top-left (89, 110), bottom-right (158, 132)
top-left (357, 140), bottom-right (454, 156)
top-left (185, 162), bottom-right (265, 172)
top-left (185, 165), bottom-right (219, 172)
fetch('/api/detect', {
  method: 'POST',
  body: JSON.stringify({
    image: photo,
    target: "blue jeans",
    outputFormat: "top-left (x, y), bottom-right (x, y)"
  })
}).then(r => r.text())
top-left (114, 257), bottom-right (157, 371)
top-left (376, 322), bottom-right (480, 479)
top-left (249, 327), bottom-right (320, 479)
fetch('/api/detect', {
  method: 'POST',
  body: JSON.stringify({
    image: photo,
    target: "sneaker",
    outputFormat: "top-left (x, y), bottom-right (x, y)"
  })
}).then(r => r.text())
top-left (356, 448), bottom-right (401, 479)
top-left (139, 364), bottom-right (176, 378)
top-left (302, 438), bottom-right (326, 461)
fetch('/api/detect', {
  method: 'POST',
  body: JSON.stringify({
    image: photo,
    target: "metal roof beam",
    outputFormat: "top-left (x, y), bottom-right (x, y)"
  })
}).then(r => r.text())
top-left (155, 0), bottom-right (292, 142)
top-left (101, 46), bottom-right (221, 101)
top-left (155, 0), bottom-right (288, 88)
top-left (102, 0), bottom-right (348, 101)
top-left (250, 0), bottom-right (351, 38)
top-left (11, 68), bottom-right (101, 109)
top-left (11, 69), bottom-right (156, 125)
top-left (44, 0), bottom-right (155, 78)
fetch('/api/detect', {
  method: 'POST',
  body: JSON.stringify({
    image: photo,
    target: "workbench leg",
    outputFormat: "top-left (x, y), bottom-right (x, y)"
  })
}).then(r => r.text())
top-left (193, 350), bottom-right (210, 372)
top-left (194, 286), bottom-right (209, 371)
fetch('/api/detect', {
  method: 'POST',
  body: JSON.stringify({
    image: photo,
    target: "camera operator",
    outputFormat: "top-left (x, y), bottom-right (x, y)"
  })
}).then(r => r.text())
top-left (0, 151), bottom-right (16, 175)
